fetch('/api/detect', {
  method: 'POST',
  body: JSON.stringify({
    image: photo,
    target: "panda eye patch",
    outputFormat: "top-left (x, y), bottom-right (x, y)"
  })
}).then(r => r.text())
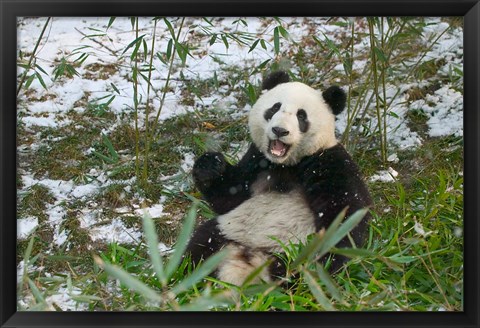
top-left (297, 109), bottom-right (307, 121)
top-left (264, 102), bottom-right (282, 121)
top-left (297, 109), bottom-right (309, 133)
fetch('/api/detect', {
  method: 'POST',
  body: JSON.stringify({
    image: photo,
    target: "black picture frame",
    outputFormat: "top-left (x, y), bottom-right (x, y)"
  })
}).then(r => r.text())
top-left (1, 0), bottom-right (479, 327)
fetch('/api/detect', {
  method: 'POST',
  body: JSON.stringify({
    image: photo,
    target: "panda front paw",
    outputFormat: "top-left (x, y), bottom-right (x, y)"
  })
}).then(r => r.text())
top-left (193, 152), bottom-right (228, 189)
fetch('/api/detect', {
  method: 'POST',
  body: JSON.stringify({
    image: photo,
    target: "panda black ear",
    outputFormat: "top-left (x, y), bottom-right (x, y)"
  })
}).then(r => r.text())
top-left (322, 86), bottom-right (346, 115)
top-left (262, 71), bottom-right (290, 90)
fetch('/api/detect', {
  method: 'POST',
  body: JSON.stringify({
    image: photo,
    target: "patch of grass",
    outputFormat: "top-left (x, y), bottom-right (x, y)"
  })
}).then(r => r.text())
top-left (351, 168), bottom-right (463, 311)
top-left (16, 17), bottom-right (463, 312)
top-left (18, 185), bottom-right (55, 221)
top-left (96, 183), bottom-right (132, 209)
top-left (84, 63), bottom-right (119, 80)
top-left (59, 212), bottom-right (93, 256)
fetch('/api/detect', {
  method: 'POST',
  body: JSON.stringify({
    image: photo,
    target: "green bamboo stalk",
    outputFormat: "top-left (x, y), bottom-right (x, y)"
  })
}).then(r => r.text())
top-left (150, 17), bottom-right (186, 144)
top-left (380, 18), bottom-right (388, 165)
top-left (133, 18), bottom-right (141, 179)
top-left (342, 18), bottom-right (356, 147)
top-left (17, 17), bottom-right (51, 96)
top-left (142, 19), bottom-right (158, 184)
top-left (368, 18), bottom-right (387, 165)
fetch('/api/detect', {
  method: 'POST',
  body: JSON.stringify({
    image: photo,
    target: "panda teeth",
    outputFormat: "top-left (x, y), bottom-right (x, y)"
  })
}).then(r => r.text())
top-left (269, 140), bottom-right (289, 157)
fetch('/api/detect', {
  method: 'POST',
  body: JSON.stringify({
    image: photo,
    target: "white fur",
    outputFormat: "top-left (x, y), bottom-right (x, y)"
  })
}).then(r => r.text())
top-left (216, 244), bottom-right (271, 286)
top-left (218, 189), bottom-right (317, 253)
top-left (249, 82), bottom-right (338, 165)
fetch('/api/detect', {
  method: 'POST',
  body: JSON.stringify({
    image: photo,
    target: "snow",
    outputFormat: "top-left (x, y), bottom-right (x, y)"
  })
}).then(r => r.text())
top-left (411, 85), bottom-right (463, 138)
top-left (135, 204), bottom-right (165, 218)
top-left (369, 167), bottom-right (399, 183)
top-left (16, 17), bottom-right (463, 309)
top-left (89, 218), bottom-right (142, 244)
top-left (45, 286), bottom-right (88, 311)
top-left (387, 153), bottom-right (399, 164)
top-left (78, 210), bottom-right (98, 229)
top-left (17, 216), bottom-right (39, 239)
top-left (180, 152), bottom-right (196, 173)
top-left (71, 184), bottom-right (99, 198)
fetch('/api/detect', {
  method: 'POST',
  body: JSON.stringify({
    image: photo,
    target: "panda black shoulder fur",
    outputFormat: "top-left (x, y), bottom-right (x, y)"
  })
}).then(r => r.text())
top-left (186, 71), bottom-right (372, 285)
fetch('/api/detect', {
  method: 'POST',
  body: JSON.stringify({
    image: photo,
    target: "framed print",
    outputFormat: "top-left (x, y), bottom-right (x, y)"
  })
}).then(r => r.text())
top-left (1, 0), bottom-right (479, 327)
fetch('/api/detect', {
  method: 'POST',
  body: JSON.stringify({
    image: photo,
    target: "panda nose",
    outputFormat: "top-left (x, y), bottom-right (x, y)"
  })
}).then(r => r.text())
top-left (272, 127), bottom-right (289, 137)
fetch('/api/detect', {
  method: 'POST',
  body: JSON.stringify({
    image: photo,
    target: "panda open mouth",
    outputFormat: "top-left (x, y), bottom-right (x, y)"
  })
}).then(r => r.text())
top-left (269, 140), bottom-right (290, 158)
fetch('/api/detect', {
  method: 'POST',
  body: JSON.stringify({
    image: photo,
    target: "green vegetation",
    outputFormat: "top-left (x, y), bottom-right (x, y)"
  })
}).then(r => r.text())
top-left (16, 17), bottom-right (463, 311)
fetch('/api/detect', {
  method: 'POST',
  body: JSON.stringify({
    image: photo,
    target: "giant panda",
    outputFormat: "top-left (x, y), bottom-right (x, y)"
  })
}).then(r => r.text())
top-left (186, 71), bottom-right (372, 286)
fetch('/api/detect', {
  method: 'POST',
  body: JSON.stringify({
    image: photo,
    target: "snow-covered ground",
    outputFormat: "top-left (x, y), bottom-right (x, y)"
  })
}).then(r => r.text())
top-left (16, 17), bottom-right (463, 310)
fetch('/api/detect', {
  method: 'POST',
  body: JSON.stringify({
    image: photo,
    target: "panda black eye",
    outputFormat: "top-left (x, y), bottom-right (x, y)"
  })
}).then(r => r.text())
top-left (297, 109), bottom-right (309, 133)
top-left (264, 102), bottom-right (282, 121)
top-left (297, 109), bottom-right (307, 121)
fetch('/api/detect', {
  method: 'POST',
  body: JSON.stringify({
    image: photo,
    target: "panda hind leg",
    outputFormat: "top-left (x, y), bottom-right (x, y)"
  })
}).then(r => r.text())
top-left (186, 220), bottom-right (273, 286)
top-left (216, 244), bottom-right (272, 286)
top-left (185, 218), bottom-right (228, 265)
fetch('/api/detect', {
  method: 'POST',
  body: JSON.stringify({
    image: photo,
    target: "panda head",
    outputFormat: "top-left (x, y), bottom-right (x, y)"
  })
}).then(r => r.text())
top-left (248, 71), bottom-right (347, 166)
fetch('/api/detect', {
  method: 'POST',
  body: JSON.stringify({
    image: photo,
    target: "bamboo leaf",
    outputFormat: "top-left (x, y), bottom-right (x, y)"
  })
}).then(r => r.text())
top-left (178, 292), bottom-right (233, 311)
top-left (248, 39), bottom-right (260, 53)
top-left (102, 134), bottom-right (119, 161)
top-left (171, 248), bottom-right (229, 295)
top-left (122, 34), bottom-right (146, 56)
top-left (27, 277), bottom-right (46, 304)
top-left (166, 39), bottom-right (173, 60)
top-left (110, 83), bottom-right (120, 95)
top-left (91, 150), bottom-right (115, 164)
top-left (107, 17), bottom-right (116, 29)
top-left (321, 32), bottom-right (341, 57)
top-left (19, 235), bottom-right (36, 299)
top-left (373, 46), bottom-right (388, 63)
top-left (163, 18), bottom-right (176, 40)
top-left (94, 256), bottom-right (162, 302)
top-left (317, 208), bottom-right (368, 259)
top-left (241, 259), bottom-right (272, 287)
top-left (142, 38), bottom-right (148, 60)
top-left (273, 27), bottom-right (280, 54)
top-left (304, 270), bottom-right (335, 311)
top-left (34, 63), bottom-right (48, 75)
top-left (74, 53), bottom-right (90, 65)
top-left (290, 232), bottom-right (324, 269)
top-left (165, 202), bottom-right (198, 279)
top-left (260, 39), bottom-right (267, 50)
top-left (315, 263), bottom-right (343, 302)
top-left (142, 212), bottom-right (167, 286)
top-left (24, 74), bottom-right (36, 89)
top-left (175, 42), bottom-right (188, 64)
top-left (221, 34), bottom-right (229, 50)
top-left (71, 294), bottom-right (103, 302)
top-left (329, 247), bottom-right (376, 258)
top-left (278, 26), bottom-right (290, 39)
top-left (130, 37), bottom-right (143, 60)
top-left (209, 34), bottom-right (217, 46)
top-left (292, 207), bottom-right (348, 268)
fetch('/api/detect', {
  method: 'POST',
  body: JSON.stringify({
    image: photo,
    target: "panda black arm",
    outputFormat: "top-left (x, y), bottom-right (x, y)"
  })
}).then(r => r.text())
top-left (297, 144), bottom-right (373, 246)
top-left (192, 144), bottom-right (263, 214)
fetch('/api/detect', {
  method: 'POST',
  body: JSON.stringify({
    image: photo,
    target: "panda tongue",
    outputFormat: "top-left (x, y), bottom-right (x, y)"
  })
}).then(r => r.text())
top-left (271, 140), bottom-right (287, 157)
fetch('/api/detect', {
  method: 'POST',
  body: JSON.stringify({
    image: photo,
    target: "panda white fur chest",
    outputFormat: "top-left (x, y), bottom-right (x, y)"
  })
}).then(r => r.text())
top-left (186, 71), bottom-right (372, 285)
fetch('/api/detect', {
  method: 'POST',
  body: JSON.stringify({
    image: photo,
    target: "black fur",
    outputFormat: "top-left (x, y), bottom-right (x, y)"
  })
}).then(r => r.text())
top-left (192, 145), bottom-right (263, 215)
top-left (186, 75), bottom-right (371, 283)
top-left (297, 144), bottom-right (372, 246)
top-left (322, 86), bottom-right (346, 115)
top-left (187, 143), bottom-right (372, 277)
top-left (262, 71), bottom-right (290, 90)
top-left (185, 218), bottom-right (230, 264)
top-left (264, 102), bottom-right (282, 121)
top-left (296, 109), bottom-right (309, 133)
